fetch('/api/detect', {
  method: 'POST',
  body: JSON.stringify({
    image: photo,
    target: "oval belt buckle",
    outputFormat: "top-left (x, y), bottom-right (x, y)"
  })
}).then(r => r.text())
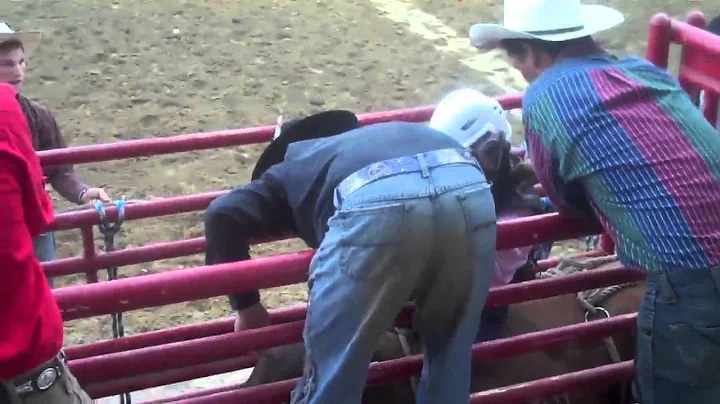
top-left (36, 367), bottom-right (58, 391)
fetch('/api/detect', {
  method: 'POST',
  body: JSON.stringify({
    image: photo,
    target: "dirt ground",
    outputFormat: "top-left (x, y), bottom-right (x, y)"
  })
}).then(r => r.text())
top-left (5, 0), bottom-right (717, 349)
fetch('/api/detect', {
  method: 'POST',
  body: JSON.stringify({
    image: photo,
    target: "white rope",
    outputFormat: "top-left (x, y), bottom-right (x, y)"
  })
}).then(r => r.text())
top-left (393, 327), bottom-right (419, 396)
top-left (536, 254), bottom-right (638, 404)
top-left (536, 254), bottom-right (640, 308)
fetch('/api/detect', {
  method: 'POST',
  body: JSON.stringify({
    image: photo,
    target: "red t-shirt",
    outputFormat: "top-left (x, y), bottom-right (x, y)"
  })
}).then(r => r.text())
top-left (0, 83), bottom-right (62, 380)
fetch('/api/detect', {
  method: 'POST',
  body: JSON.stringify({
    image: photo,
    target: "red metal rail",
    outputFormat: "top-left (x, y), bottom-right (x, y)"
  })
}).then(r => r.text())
top-left (46, 206), bottom-right (602, 279)
top-left (64, 303), bottom-right (308, 360)
top-left (83, 355), bottom-right (259, 401)
top-left (648, 12), bottom-right (720, 127)
top-left (36, 11), bottom-right (720, 402)
top-left (141, 362), bottom-right (636, 404)
top-left (138, 314), bottom-right (636, 403)
top-left (68, 265), bottom-right (643, 387)
top-left (469, 361), bottom-right (635, 404)
top-left (37, 96), bottom-right (522, 168)
top-left (62, 250), bottom-right (607, 363)
top-left (41, 95), bottom-right (523, 285)
top-left (39, 85), bottom-right (613, 402)
top-left (55, 215), bottom-right (604, 321)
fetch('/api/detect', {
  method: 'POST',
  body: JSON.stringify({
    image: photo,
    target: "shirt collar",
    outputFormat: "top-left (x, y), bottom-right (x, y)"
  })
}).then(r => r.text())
top-left (553, 39), bottom-right (611, 63)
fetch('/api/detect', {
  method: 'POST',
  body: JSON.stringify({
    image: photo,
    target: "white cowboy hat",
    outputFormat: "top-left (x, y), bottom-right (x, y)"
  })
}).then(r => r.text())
top-left (0, 23), bottom-right (42, 57)
top-left (469, 0), bottom-right (624, 50)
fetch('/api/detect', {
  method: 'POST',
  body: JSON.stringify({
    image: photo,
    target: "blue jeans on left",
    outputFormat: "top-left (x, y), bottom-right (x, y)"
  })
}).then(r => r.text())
top-left (290, 162), bottom-right (497, 404)
top-left (33, 232), bottom-right (56, 288)
top-left (633, 266), bottom-right (720, 403)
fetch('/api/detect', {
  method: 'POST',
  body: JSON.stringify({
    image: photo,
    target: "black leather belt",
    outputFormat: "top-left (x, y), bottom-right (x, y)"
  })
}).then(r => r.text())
top-left (12, 351), bottom-right (66, 397)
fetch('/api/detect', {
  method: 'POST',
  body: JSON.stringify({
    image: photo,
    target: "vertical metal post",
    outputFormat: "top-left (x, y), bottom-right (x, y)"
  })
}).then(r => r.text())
top-left (646, 13), bottom-right (672, 69)
top-left (81, 225), bottom-right (99, 284)
top-left (94, 200), bottom-right (131, 404)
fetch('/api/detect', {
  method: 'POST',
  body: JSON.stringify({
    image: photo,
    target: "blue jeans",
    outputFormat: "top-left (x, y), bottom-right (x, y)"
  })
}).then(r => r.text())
top-left (33, 232), bottom-right (56, 288)
top-left (291, 163), bottom-right (497, 404)
top-left (633, 266), bottom-right (720, 403)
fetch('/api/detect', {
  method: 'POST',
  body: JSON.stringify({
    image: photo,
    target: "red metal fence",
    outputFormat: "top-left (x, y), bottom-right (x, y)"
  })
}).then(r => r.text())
top-left (36, 10), bottom-right (717, 403)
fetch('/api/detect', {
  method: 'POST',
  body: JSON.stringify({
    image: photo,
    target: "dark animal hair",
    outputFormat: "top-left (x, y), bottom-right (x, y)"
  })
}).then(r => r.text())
top-left (499, 36), bottom-right (594, 60)
top-left (491, 148), bottom-right (543, 215)
top-left (0, 39), bottom-right (24, 53)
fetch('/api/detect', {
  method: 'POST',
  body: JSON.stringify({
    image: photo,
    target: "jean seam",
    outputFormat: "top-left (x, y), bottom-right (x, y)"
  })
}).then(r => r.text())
top-left (294, 285), bottom-right (317, 404)
top-left (635, 287), bottom-right (657, 404)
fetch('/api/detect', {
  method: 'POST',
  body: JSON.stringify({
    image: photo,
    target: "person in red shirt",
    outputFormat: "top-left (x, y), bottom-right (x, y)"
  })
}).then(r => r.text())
top-left (0, 83), bottom-right (90, 403)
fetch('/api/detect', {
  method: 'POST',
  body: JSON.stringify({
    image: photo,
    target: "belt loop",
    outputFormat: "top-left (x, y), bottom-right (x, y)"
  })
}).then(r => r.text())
top-left (416, 153), bottom-right (430, 178)
top-left (654, 272), bottom-right (678, 304)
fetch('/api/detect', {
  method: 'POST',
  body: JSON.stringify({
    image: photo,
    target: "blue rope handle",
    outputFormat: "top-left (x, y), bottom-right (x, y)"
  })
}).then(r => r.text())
top-left (92, 199), bottom-right (131, 403)
top-left (93, 199), bottom-right (126, 234)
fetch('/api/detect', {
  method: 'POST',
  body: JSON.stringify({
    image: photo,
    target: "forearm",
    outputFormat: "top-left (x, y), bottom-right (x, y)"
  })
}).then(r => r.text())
top-left (204, 199), bottom-right (268, 312)
top-left (47, 166), bottom-right (88, 204)
top-left (205, 234), bottom-right (261, 310)
top-left (204, 165), bottom-right (292, 313)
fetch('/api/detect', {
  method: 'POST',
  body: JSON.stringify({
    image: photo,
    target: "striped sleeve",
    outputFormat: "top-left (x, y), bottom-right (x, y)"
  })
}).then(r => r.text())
top-left (523, 84), bottom-right (593, 219)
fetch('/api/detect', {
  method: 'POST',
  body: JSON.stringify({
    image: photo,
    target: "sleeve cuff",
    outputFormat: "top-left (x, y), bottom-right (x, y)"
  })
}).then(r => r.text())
top-left (228, 290), bottom-right (261, 311)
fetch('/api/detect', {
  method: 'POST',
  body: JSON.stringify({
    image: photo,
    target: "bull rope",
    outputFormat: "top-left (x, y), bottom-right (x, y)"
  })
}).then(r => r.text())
top-left (393, 327), bottom-right (419, 396)
top-left (536, 254), bottom-right (639, 404)
top-left (537, 254), bottom-right (639, 316)
top-left (94, 199), bottom-right (132, 404)
top-left (57, 200), bottom-right (146, 404)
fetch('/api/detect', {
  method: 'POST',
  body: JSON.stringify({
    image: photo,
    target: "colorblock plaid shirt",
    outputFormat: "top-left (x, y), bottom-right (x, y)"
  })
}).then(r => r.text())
top-left (523, 52), bottom-right (720, 273)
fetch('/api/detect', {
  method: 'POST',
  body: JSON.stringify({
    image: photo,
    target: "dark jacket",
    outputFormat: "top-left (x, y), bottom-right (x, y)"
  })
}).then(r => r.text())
top-left (230, 121), bottom-right (463, 248)
top-left (210, 121), bottom-right (466, 310)
top-left (17, 94), bottom-right (88, 203)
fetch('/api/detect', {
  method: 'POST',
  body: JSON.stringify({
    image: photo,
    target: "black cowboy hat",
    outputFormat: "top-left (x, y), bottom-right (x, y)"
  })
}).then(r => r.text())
top-left (251, 110), bottom-right (360, 180)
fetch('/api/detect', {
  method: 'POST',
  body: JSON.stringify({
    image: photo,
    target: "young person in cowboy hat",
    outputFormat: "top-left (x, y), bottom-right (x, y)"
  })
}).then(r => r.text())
top-left (0, 23), bottom-right (110, 286)
top-left (469, 1), bottom-right (720, 403)
top-left (0, 84), bottom-right (92, 404)
top-left (204, 109), bottom-right (505, 403)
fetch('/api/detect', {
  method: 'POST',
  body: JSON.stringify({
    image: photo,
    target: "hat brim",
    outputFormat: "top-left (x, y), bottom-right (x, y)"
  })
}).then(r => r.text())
top-left (0, 32), bottom-right (42, 57)
top-left (469, 5), bottom-right (624, 50)
top-left (251, 110), bottom-right (360, 180)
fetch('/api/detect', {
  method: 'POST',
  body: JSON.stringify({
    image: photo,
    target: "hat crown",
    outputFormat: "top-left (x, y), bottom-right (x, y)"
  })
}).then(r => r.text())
top-left (503, 0), bottom-right (584, 33)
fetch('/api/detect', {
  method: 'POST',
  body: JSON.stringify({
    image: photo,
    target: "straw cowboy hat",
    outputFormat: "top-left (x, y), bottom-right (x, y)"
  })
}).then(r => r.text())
top-left (0, 23), bottom-right (42, 57)
top-left (469, 0), bottom-right (624, 50)
top-left (251, 110), bottom-right (360, 180)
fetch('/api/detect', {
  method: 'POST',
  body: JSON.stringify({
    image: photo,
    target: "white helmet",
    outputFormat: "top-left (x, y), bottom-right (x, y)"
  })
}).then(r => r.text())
top-left (428, 88), bottom-right (512, 148)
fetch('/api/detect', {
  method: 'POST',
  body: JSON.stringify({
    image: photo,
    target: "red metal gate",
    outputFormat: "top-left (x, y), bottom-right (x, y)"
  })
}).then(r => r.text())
top-left (37, 10), bottom-right (719, 403)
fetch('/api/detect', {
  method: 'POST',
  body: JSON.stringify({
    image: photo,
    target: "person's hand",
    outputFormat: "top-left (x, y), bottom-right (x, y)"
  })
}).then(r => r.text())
top-left (234, 303), bottom-right (271, 332)
top-left (233, 304), bottom-right (272, 357)
top-left (80, 187), bottom-right (110, 203)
